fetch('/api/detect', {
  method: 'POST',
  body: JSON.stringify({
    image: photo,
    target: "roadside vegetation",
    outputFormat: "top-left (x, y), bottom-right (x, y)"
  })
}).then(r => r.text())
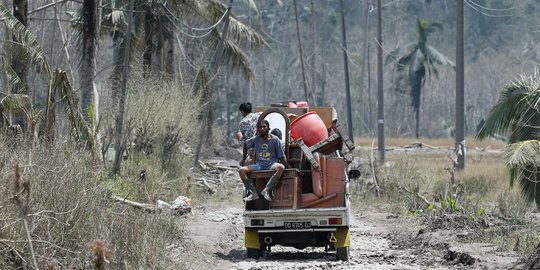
top-left (350, 137), bottom-right (540, 261)
top-left (0, 76), bottom-right (203, 269)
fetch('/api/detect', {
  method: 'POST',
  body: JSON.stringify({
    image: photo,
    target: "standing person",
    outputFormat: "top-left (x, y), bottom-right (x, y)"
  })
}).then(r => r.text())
top-left (236, 102), bottom-right (261, 143)
top-left (239, 120), bottom-right (290, 201)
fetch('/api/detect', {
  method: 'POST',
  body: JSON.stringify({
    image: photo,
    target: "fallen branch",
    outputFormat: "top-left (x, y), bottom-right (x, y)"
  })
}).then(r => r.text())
top-left (403, 141), bottom-right (438, 149)
top-left (209, 164), bottom-right (238, 171)
top-left (200, 178), bottom-right (216, 194)
top-left (217, 172), bottom-right (225, 184)
top-left (189, 180), bottom-right (216, 194)
top-left (196, 177), bottom-right (219, 184)
top-left (111, 195), bottom-right (158, 212)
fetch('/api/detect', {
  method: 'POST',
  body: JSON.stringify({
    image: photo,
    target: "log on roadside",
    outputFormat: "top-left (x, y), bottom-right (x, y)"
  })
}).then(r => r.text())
top-left (111, 195), bottom-right (159, 212)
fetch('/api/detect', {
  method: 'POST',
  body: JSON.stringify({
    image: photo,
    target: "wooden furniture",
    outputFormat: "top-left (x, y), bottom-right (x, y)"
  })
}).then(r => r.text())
top-left (244, 106), bottom-right (349, 211)
top-left (297, 121), bottom-right (355, 169)
top-left (246, 169), bottom-right (303, 210)
top-left (301, 156), bottom-right (346, 208)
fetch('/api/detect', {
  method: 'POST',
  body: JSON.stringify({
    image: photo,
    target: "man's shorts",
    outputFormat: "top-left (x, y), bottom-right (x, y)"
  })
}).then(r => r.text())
top-left (249, 163), bottom-right (275, 171)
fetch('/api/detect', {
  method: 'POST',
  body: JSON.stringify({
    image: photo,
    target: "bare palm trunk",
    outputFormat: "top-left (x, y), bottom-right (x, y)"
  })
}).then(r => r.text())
top-left (262, 56), bottom-right (266, 105)
top-left (192, 2), bottom-right (232, 169)
top-left (12, 0), bottom-right (27, 82)
top-left (164, 37), bottom-right (175, 80)
top-left (111, 31), bottom-right (124, 104)
top-left (226, 70), bottom-right (231, 136)
top-left (81, 0), bottom-right (98, 148)
top-left (360, 0), bottom-right (370, 134)
top-left (12, 0), bottom-right (29, 130)
top-left (321, 49), bottom-right (326, 105)
top-left (143, 4), bottom-right (153, 77)
top-left (310, 0), bottom-right (318, 106)
top-left (367, 41), bottom-right (373, 135)
top-left (293, 0), bottom-right (309, 103)
top-left (415, 107), bottom-right (420, 138)
top-left (376, 0), bottom-right (385, 162)
top-left (112, 0), bottom-right (135, 175)
top-left (456, 0), bottom-right (465, 169)
top-left (340, 0), bottom-right (354, 143)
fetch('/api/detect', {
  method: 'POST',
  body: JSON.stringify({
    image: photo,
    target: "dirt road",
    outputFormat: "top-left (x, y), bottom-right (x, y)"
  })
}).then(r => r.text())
top-left (177, 203), bottom-right (522, 270)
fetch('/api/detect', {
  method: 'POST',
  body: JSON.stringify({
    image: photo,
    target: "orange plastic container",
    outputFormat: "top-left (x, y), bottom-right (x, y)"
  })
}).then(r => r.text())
top-left (290, 112), bottom-right (328, 147)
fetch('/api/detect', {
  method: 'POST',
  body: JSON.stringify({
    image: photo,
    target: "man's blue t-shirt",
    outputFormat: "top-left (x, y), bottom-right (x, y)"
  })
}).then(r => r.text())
top-left (245, 135), bottom-right (284, 167)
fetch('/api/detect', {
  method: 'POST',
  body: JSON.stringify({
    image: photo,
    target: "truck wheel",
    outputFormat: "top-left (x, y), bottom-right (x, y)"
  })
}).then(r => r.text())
top-left (336, 247), bottom-right (349, 261)
top-left (247, 248), bottom-right (260, 259)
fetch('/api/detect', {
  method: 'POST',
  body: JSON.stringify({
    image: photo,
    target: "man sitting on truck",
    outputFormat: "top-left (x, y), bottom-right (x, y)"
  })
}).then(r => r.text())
top-left (239, 120), bottom-right (290, 201)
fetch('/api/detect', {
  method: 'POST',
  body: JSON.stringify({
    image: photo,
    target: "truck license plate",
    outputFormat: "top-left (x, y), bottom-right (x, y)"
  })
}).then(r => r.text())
top-left (284, 221), bottom-right (311, 229)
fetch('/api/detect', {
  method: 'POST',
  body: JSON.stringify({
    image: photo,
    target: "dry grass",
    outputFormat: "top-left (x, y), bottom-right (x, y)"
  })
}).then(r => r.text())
top-left (355, 136), bottom-right (506, 150)
top-left (0, 76), bottom-right (204, 269)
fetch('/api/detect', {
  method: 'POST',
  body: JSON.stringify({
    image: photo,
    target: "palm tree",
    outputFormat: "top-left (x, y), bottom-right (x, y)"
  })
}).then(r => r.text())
top-left (93, 0), bottom-right (266, 90)
top-left (94, 0), bottom-right (267, 172)
top-left (0, 4), bottom-right (91, 146)
top-left (1, 3), bottom-right (49, 133)
top-left (386, 18), bottom-right (454, 138)
top-left (477, 69), bottom-right (540, 206)
top-left (80, 0), bottom-right (99, 148)
top-left (11, 0), bottom-right (29, 130)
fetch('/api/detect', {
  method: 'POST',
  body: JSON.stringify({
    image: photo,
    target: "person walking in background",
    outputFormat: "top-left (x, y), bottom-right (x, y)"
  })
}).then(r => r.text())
top-left (238, 120), bottom-right (290, 202)
top-left (236, 102), bottom-right (261, 143)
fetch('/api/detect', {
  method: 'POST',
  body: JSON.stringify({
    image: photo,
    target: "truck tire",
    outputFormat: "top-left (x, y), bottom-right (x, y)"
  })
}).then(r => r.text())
top-left (336, 246), bottom-right (349, 261)
top-left (247, 248), bottom-right (260, 259)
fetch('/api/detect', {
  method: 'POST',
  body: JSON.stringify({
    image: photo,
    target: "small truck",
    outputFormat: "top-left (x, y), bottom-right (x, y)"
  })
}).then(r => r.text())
top-left (243, 105), bottom-right (355, 261)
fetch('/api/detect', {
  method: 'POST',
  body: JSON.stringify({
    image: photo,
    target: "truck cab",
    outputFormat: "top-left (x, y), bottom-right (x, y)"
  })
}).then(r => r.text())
top-left (243, 105), bottom-right (354, 261)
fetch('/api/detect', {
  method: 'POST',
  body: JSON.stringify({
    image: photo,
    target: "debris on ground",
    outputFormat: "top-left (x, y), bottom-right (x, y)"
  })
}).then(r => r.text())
top-left (444, 250), bottom-right (476, 266)
top-left (113, 194), bottom-right (191, 215)
top-left (112, 194), bottom-right (159, 212)
top-left (189, 158), bottom-right (240, 194)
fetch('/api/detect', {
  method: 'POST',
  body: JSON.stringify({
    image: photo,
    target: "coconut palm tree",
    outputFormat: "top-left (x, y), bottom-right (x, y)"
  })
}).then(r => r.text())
top-left (80, 0), bottom-right (99, 148)
top-left (89, 0), bottom-right (267, 172)
top-left (0, 4), bottom-right (92, 146)
top-left (386, 18), bottom-right (454, 138)
top-left (477, 69), bottom-right (540, 206)
top-left (11, 0), bottom-right (29, 130)
top-left (1, 3), bottom-right (48, 132)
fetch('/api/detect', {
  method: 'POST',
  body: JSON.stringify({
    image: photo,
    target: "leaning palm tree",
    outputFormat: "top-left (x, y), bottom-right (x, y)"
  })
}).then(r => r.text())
top-left (477, 68), bottom-right (540, 206)
top-left (386, 18), bottom-right (454, 138)
top-left (0, 4), bottom-right (92, 147)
